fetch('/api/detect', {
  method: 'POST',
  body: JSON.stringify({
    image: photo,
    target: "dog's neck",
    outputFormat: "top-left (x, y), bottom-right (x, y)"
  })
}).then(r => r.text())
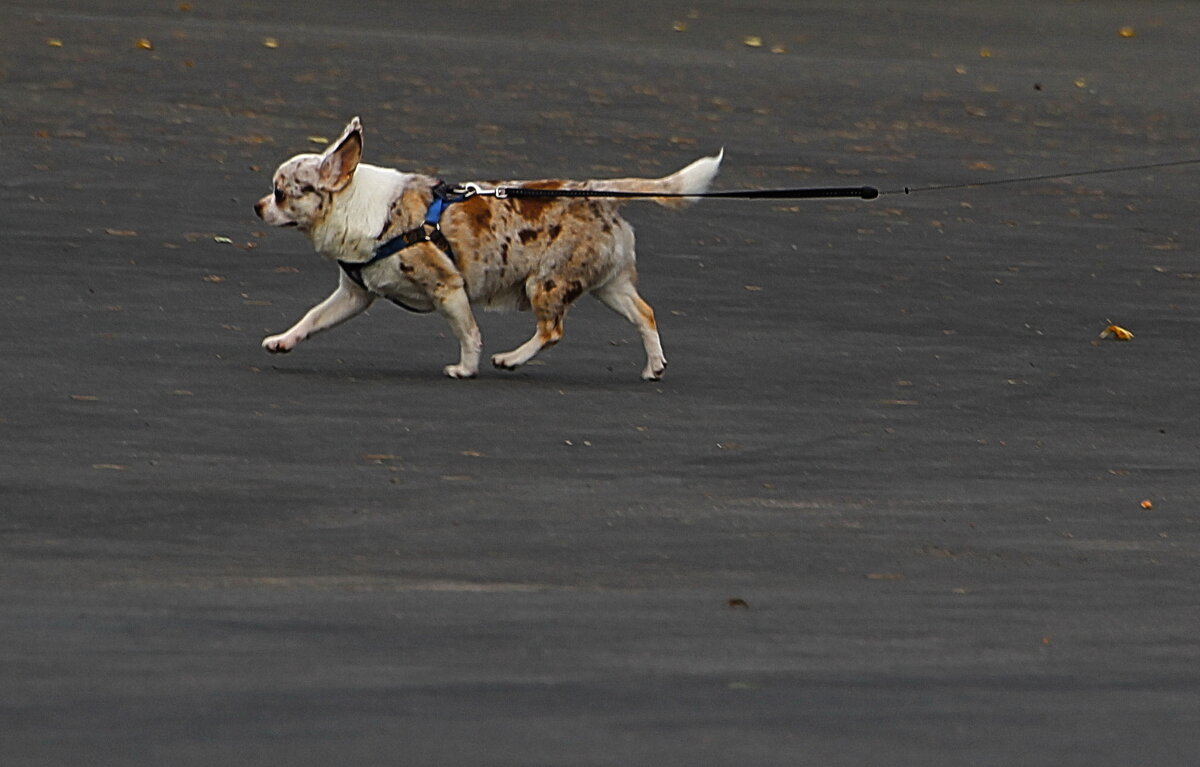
top-left (307, 164), bottom-right (426, 262)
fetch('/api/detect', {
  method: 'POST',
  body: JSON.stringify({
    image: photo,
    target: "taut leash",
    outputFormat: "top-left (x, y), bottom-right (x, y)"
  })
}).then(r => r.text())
top-left (453, 182), bottom-right (879, 201)
top-left (452, 156), bottom-right (1200, 204)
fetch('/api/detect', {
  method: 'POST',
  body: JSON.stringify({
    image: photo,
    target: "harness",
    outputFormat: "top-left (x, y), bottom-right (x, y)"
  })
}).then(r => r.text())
top-left (337, 182), bottom-right (469, 312)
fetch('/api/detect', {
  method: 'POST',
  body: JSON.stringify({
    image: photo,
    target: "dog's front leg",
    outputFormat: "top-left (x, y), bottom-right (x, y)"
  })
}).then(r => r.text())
top-left (263, 271), bottom-right (374, 354)
top-left (435, 287), bottom-right (483, 378)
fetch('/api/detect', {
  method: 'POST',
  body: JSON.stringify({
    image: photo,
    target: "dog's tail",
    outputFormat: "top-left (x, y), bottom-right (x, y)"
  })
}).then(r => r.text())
top-left (597, 149), bottom-right (723, 209)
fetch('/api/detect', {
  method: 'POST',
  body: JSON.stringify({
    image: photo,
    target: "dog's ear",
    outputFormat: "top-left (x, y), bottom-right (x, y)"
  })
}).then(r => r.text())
top-left (317, 116), bottom-right (363, 192)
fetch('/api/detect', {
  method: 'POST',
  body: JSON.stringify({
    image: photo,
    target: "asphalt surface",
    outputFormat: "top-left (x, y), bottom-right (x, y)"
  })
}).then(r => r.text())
top-left (4, 2), bottom-right (1200, 765)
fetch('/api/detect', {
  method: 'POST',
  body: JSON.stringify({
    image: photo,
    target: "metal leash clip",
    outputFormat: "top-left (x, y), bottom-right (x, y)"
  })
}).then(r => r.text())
top-left (454, 182), bottom-right (510, 199)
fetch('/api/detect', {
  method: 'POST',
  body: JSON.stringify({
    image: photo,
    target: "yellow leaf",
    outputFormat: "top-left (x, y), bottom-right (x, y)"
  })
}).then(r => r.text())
top-left (263, 37), bottom-right (279, 48)
top-left (1118, 26), bottom-right (1136, 38)
top-left (135, 38), bottom-right (154, 50)
top-left (743, 35), bottom-right (763, 48)
top-left (1099, 324), bottom-right (1134, 341)
top-left (47, 38), bottom-right (64, 47)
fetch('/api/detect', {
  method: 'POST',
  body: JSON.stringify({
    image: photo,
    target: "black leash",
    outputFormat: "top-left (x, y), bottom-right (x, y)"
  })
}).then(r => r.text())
top-left (341, 157), bottom-right (1199, 302)
top-left (454, 182), bottom-right (879, 201)
top-left (453, 156), bottom-right (1200, 204)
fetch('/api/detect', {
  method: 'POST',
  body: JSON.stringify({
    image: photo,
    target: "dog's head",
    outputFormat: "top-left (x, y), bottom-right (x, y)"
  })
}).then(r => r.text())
top-left (254, 116), bottom-right (363, 230)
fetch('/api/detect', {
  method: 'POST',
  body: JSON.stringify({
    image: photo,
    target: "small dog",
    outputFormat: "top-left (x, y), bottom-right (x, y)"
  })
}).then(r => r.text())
top-left (254, 117), bottom-right (721, 379)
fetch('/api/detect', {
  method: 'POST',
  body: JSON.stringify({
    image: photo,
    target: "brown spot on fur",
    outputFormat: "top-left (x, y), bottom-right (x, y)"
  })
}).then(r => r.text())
top-left (518, 228), bottom-right (539, 244)
top-left (635, 296), bottom-right (657, 331)
top-left (563, 280), bottom-right (585, 304)
top-left (512, 180), bottom-right (564, 220)
top-left (460, 197), bottom-right (493, 237)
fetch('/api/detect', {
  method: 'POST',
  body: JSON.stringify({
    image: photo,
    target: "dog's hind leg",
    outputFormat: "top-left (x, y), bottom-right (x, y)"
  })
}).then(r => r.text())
top-left (491, 278), bottom-right (571, 372)
top-left (593, 272), bottom-right (666, 380)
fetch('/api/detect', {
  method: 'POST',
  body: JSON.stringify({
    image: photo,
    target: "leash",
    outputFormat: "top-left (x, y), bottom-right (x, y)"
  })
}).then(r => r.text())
top-left (342, 156), bottom-right (1199, 302)
top-left (452, 156), bottom-right (1200, 203)
top-left (879, 157), bottom-right (1200, 197)
top-left (454, 182), bottom-right (879, 201)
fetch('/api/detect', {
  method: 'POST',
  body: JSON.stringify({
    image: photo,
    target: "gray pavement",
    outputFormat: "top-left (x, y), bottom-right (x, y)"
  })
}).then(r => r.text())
top-left (3, 1), bottom-right (1200, 765)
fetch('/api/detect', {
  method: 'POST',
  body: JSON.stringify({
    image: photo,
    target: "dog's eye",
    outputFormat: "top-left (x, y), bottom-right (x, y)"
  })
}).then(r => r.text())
top-left (273, 188), bottom-right (286, 203)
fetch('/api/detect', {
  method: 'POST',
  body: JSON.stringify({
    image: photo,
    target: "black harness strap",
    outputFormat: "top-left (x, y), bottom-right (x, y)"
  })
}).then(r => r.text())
top-left (337, 182), bottom-right (467, 312)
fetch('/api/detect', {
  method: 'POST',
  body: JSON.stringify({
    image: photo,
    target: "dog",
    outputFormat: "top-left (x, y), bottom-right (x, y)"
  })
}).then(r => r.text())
top-left (253, 117), bottom-right (721, 380)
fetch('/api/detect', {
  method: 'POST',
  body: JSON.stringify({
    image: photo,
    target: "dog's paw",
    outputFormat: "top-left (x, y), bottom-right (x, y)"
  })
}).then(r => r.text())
top-left (491, 353), bottom-right (520, 371)
top-left (262, 334), bottom-right (295, 354)
top-left (443, 364), bottom-right (478, 379)
top-left (642, 358), bottom-right (667, 381)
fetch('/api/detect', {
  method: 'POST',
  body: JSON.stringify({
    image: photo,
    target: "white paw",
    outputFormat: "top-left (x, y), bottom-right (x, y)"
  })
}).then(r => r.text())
top-left (642, 358), bottom-right (667, 381)
top-left (262, 334), bottom-right (295, 354)
top-left (443, 363), bottom-right (478, 379)
top-left (491, 353), bottom-right (520, 371)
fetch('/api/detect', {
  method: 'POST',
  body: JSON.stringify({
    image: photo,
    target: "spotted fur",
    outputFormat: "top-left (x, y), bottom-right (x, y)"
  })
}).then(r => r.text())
top-left (254, 116), bottom-right (722, 380)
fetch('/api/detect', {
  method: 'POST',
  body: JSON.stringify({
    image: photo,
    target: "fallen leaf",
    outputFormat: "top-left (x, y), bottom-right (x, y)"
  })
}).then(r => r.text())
top-left (1140, 499), bottom-right (1154, 510)
top-left (213, 236), bottom-right (233, 244)
top-left (1099, 324), bottom-right (1134, 341)
top-left (105, 228), bottom-right (138, 237)
top-left (1118, 26), bottom-right (1136, 38)
top-left (726, 598), bottom-right (750, 609)
top-left (362, 453), bottom-right (400, 461)
top-left (743, 35), bottom-right (763, 48)
top-left (135, 38), bottom-right (154, 50)
top-left (672, 21), bottom-right (688, 32)
top-left (1074, 78), bottom-right (1088, 89)
top-left (70, 394), bottom-right (99, 401)
top-left (967, 160), bottom-right (995, 171)
top-left (46, 38), bottom-right (64, 47)
top-left (979, 47), bottom-right (993, 58)
top-left (461, 450), bottom-right (484, 457)
top-left (203, 274), bottom-right (225, 283)
top-left (263, 37), bottom-right (280, 48)
top-left (307, 135), bottom-right (330, 145)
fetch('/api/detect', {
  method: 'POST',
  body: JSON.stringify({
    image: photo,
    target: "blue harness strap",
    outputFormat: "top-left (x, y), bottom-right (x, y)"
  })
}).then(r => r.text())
top-left (338, 182), bottom-right (468, 311)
